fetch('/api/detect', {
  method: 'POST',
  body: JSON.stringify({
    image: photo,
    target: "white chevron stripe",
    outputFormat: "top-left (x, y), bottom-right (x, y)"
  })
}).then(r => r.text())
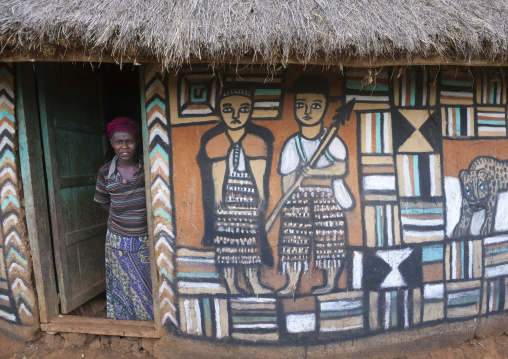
top-left (0, 309), bottom-right (16, 321)
top-left (153, 190), bottom-right (172, 211)
top-left (0, 82), bottom-right (14, 98)
top-left (158, 281), bottom-right (175, 297)
top-left (18, 303), bottom-right (33, 318)
top-left (0, 95), bottom-right (14, 110)
top-left (5, 231), bottom-right (21, 246)
top-left (162, 311), bottom-right (179, 327)
top-left (147, 110), bottom-right (167, 127)
top-left (11, 278), bottom-right (29, 292)
top-left (157, 253), bottom-right (174, 270)
top-left (0, 137), bottom-right (14, 152)
top-left (155, 232), bottom-right (175, 250)
top-left (0, 167), bottom-right (15, 179)
top-left (145, 80), bottom-right (164, 100)
top-left (3, 213), bottom-right (18, 227)
top-left (8, 262), bottom-right (24, 274)
top-left (0, 122), bottom-right (15, 135)
top-left (151, 158), bottom-right (169, 176)
top-left (151, 178), bottom-right (170, 196)
top-left (144, 66), bottom-right (160, 86)
top-left (160, 297), bottom-right (177, 313)
top-left (1, 183), bottom-right (16, 198)
top-left (149, 126), bottom-right (170, 145)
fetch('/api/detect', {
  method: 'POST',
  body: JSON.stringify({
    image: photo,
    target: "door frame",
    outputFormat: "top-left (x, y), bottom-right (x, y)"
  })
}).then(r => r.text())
top-left (16, 62), bottom-right (162, 337)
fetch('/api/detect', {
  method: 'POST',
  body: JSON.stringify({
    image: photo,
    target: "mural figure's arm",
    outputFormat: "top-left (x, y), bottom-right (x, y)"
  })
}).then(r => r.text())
top-left (212, 160), bottom-right (227, 210)
top-left (301, 160), bottom-right (346, 178)
top-left (250, 159), bottom-right (267, 208)
top-left (282, 172), bottom-right (298, 194)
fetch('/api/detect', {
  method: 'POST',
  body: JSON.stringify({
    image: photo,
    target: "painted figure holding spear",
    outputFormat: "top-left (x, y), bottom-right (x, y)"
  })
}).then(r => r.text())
top-left (272, 75), bottom-right (355, 296)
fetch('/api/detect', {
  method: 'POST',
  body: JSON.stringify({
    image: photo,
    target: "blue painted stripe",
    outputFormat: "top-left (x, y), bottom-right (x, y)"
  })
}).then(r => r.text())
top-left (455, 108), bottom-right (461, 137)
top-left (346, 80), bottom-right (389, 91)
top-left (486, 247), bottom-right (508, 256)
top-left (6, 247), bottom-right (27, 265)
top-left (232, 316), bottom-right (277, 323)
top-left (146, 98), bottom-right (166, 113)
top-left (159, 267), bottom-right (174, 283)
top-left (460, 240), bottom-right (465, 279)
top-left (15, 290), bottom-right (34, 307)
top-left (1, 195), bottom-right (20, 210)
top-left (0, 109), bottom-right (15, 122)
top-left (319, 308), bottom-right (364, 318)
top-left (376, 205), bottom-right (383, 247)
top-left (410, 70), bottom-right (416, 106)
top-left (150, 144), bottom-right (169, 161)
top-left (422, 244), bottom-right (444, 262)
top-left (177, 272), bottom-right (219, 279)
top-left (413, 155), bottom-right (420, 196)
top-left (490, 83), bottom-right (495, 104)
top-left (154, 208), bottom-right (172, 222)
top-left (376, 113), bottom-right (382, 154)
top-left (0, 67), bottom-right (14, 79)
top-left (254, 89), bottom-right (281, 96)
top-left (203, 297), bottom-right (212, 336)
top-left (442, 79), bottom-right (473, 87)
top-left (400, 207), bottom-right (443, 215)
top-left (477, 120), bottom-right (506, 125)
top-left (391, 291), bottom-right (397, 327)
top-left (448, 294), bottom-right (480, 306)
top-left (295, 135), bottom-right (307, 163)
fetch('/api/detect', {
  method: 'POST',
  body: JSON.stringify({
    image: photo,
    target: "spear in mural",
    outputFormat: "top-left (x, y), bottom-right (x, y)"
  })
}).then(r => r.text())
top-left (265, 98), bottom-right (356, 232)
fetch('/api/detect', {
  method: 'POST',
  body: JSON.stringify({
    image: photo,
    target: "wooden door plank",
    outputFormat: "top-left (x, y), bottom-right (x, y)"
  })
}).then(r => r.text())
top-left (16, 63), bottom-right (59, 323)
top-left (41, 316), bottom-right (161, 338)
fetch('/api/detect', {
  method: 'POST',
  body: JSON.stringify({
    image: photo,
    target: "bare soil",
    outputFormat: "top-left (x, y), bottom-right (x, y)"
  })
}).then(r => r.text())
top-left (1, 331), bottom-right (508, 359)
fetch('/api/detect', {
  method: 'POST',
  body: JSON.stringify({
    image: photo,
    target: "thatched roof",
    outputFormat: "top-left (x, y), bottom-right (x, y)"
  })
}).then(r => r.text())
top-left (1, 0), bottom-right (508, 68)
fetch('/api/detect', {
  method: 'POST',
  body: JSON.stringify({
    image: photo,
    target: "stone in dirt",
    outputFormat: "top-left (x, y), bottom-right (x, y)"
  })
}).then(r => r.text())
top-left (61, 332), bottom-right (87, 347)
top-left (110, 336), bottom-right (133, 354)
top-left (100, 335), bottom-right (111, 349)
top-left (141, 338), bottom-right (156, 355)
top-left (88, 337), bottom-right (101, 349)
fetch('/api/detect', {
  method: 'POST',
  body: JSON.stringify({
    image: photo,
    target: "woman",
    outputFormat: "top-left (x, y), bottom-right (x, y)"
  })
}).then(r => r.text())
top-left (94, 117), bottom-right (153, 320)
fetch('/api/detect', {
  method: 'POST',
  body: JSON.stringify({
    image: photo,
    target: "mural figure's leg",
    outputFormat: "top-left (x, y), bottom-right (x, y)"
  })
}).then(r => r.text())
top-left (311, 264), bottom-right (341, 295)
top-left (276, 267), bottom-right (301, 296)
top-left (245, 266), bottom-right (273, 295)
top-left (223, 266), bottom-right (242, 295)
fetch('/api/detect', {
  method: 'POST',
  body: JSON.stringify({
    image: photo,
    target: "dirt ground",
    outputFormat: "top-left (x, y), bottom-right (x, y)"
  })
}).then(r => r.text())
top-left (1, 331), bottom-right (508, 359)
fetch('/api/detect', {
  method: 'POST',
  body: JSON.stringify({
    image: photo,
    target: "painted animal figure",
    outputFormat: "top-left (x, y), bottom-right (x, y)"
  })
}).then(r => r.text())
top-left (453, 156), bottom-right (508, 237)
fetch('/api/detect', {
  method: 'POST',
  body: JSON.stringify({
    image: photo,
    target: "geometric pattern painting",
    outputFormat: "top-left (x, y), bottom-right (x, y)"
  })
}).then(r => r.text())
top-left (0, 63), bottom-right (38, 337)
top-left (142, 64), bottom-right (178, 329)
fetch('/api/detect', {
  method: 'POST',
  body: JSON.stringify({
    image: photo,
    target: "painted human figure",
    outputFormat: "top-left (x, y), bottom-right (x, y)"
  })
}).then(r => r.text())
top-left (277, 75), bottom-right (354, 296)
top-left (197, 88), bottom-right (274, 295)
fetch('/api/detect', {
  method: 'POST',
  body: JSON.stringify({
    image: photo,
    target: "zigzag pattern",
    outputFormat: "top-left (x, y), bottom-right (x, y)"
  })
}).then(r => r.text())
top-left (0, 63), bottom-right (36, 325)
top-left (144, 64), bottom-right (178, 328)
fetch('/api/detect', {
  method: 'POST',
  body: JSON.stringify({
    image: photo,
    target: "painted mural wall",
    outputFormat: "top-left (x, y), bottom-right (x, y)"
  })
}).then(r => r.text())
top-left (0, 63), bottom-right (38, 339)
top-left (155, 64), bottom-right (508, 343)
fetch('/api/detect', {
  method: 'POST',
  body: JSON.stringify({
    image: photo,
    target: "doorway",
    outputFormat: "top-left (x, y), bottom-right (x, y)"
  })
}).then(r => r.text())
top-left (17, 62), bottom-right (160, 337)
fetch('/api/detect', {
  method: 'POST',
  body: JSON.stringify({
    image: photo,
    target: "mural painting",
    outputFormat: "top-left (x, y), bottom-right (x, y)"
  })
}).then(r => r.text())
top-left (0, 62), bottom-right (38, 338)
top-left (164, 65), bottom-right (508, 343)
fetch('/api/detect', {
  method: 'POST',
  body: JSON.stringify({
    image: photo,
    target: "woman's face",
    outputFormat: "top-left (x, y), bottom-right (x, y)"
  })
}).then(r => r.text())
top-left (294, 93), bottom-right (327, 126)
top-left (110, 130), bottom-right (138, 162)
top-left (220, 95), bottom-right (252, 130)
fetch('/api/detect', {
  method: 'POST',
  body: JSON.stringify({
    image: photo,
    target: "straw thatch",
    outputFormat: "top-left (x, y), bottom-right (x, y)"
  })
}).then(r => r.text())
top-left (1, 0), bottom-right (508, 68)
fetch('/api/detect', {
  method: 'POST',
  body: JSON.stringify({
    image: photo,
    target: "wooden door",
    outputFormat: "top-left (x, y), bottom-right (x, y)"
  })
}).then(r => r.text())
top-left (36, 63), bottom-right (109, 313)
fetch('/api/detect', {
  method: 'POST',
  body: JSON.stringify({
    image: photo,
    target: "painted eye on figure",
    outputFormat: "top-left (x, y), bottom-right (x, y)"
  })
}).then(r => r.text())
top-left (295, 102), bottom-right (304, 109)
top-left (311, 103), bottom-right (322, 109)
top-left (239, 106), bottom-right (250, 113)
top-left (222, 107), bottom-right (233, 113)
top-left (478, 180), bottom-right (485, 191)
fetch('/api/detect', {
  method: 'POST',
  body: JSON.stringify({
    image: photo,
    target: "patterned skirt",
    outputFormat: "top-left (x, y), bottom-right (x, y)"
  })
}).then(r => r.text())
top-left (105, 230), bottom-right (154, 321)
top-left (279, 185), bottom-right (347, 273)
top-left (214, 169), bottom-right (261, 267)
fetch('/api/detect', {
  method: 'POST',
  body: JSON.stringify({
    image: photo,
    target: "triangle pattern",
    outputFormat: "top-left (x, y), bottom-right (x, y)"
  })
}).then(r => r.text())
top-left (396, 109), bottom-right (434, 153)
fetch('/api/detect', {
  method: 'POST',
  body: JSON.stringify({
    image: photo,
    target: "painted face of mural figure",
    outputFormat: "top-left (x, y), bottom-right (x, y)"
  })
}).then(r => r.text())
top-left (110, 130), bottom-right (138, 163)
top-left (294, 93), bottom-right (328, 127)
top-left (220, 95), bottom-right (252, 130)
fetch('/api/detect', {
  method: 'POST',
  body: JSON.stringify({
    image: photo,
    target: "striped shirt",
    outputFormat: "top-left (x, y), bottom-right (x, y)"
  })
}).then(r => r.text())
top-left (94, 156), bottom-right (148, 236)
